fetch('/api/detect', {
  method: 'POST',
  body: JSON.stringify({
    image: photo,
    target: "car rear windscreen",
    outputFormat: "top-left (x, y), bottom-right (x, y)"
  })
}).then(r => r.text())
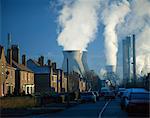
top-left (130, 93), bottom-right (149, 100)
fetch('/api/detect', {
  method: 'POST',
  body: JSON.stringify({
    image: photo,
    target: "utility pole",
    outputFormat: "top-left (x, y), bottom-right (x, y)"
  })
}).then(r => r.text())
top-left (67, 58), bottom-right (69, 106)
top-left (133, 34), bottom-right (136, 85)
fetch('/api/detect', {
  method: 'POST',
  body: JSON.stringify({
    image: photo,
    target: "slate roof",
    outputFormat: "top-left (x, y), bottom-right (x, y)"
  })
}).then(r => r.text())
top-left (27, 59), bottom-right (51, 74)
top-left (12, 60), bottom-right (33, 73)
top-left (29, 59), bottom-right (40, 66)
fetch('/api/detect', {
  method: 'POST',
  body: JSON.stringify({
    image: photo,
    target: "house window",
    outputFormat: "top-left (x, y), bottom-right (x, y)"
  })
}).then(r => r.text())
top-left (52, 76), bottom-right (54, 81)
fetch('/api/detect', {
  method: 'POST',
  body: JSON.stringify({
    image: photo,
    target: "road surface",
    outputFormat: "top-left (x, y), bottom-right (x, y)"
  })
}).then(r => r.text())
top-left (31, 98), bottom-right (129, 118)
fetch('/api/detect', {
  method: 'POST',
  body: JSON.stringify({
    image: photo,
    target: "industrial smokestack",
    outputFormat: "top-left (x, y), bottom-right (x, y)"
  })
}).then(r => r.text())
top-left (62, 50), bottom-right (85, 76)
top-left (123, 36), bottom-right (131, 84)
top-left (133, 34), bottom-right (136, 82)
top-left (82, 51), bottom-right (89, 72)
top-left (105, 65), bottom-right (115, 74)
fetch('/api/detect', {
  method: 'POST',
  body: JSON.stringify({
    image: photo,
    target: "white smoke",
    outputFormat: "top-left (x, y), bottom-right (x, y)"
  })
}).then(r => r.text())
top-left (117, 0), bottom-right (150, 75)
top-left (99, 68), bottom-right (107, 78)
top-left (101, 0), bottom-right (130, 68)
top-left (55, 0), bottom-right (150, 76)
top-left (136, 26), bottom-right (150, 75)
top-left (57, 0), bottom-right (100, 51)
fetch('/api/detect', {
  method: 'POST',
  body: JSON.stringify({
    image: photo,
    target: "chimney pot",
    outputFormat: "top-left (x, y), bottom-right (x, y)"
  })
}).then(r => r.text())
top-left (22, 54), bottom-right (26, 66)
top-left (52, 62), bottom-right (56, 71)
top-left (11, 45), bottom-right (20, 63)
top-left (7, 49), bottom-right (12, 66)
top-left (47, 59), bottom-right (51, 66)
top-left (38, 56), bottom-right (44, 66)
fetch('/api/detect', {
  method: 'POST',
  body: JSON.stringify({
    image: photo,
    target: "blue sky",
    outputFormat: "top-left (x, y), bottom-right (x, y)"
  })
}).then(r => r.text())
top-left (0, 0), bottom-right (111, 75)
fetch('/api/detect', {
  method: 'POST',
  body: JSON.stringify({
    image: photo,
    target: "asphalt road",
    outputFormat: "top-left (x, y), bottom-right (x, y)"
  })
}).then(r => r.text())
top-left (31, 100), bottom-right (105, 118)
top-left (30, 97), bottom-right (149, 118)
top-left (101, 98), bottom-right (128, 118)
top-left (30, 98), bottom-right (126, 118)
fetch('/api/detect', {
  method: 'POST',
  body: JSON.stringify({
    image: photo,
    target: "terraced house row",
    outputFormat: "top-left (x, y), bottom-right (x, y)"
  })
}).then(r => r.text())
top-left (0, 44), bottom-right (86, 97)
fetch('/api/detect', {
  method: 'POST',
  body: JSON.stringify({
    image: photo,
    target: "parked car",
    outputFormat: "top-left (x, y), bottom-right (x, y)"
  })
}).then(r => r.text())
top-left (104, 91), bottom-right (116, 99)
top-left (120, 91), bottom-right (129, 109)
top-left (124, 91), bottom-right (150, 114)
top-left (91, 91), bottom-right (99, 101)
top-left (80, 92), bottom-right (96, 103)
top-left (120, 88), bottom-right (148, 110)
top-left (118, 88), bottom-right (126, 97)
top-left (99, 88), bottom-right (110, 97)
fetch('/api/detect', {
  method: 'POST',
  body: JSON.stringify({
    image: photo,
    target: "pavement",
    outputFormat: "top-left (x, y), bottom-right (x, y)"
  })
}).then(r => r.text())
top-left (0, 101), bottom-right (79, 117)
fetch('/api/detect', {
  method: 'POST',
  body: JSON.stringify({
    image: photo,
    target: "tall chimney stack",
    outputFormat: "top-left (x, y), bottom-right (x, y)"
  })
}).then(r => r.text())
top-left (12, 45), bottom-right (20, 63)
top-left (22, 54), bottom-right (26, 66)
top-left (7, 49), bottom-right (12, 66)
top-left (133, 34), bottom-right (136, 83)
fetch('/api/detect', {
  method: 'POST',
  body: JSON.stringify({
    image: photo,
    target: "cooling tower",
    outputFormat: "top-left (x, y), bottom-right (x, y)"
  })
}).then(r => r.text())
top-left (105, 65), bottom-right (116, 73)
top-left (82, 51), bottom-right (89, 72)
top-left (62, 50), bottom-right (87, 76)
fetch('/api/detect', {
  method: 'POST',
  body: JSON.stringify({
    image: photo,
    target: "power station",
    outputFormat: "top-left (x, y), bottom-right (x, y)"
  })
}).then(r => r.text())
top-left (62, 50), bottom-right (89, 77)
top-left (122, 36), bottom-right (131, 84)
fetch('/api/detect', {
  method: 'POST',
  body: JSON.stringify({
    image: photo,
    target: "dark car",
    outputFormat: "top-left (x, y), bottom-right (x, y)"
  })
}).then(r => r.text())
top-left (125, 92), bottom-right (150, 114)
top-left (120, 88), bottom-right (148, 110)
top-left (80, 92), bottom-right (96, 103)
top-left (120, 91), bottom-right (129, 110)
top-left (92, 91), bottom-right (99, 101)
top-left (118, 88), bottom-right (126, 97)
top-left (99, 88), bottom-right (109, 97)
top-left (104, 91), bottom-right (115, 99)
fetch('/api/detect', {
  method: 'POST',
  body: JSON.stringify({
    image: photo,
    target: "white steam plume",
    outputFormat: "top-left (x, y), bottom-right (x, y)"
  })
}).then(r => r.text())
top-left (136, 26), bottom-right (150, 75)
top-left (101, 0), bottom-right (130, 68)
top-left (117, 0), bottom-right (150, 75)
top-left (57, 0), bottom-right (100, 51)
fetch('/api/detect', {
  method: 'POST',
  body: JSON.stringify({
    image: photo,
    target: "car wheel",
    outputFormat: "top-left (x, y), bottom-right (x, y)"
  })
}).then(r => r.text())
top-left (126, 106), bottom-right (131, 112)
top-left (93, 99), bottom-right (96, 103)
top-left (121, 104), bottom-right (124, 110)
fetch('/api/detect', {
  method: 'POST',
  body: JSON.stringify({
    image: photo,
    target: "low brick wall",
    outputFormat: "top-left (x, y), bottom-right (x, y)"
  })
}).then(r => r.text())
top-left (0, 96), bottom-right (39, 108)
